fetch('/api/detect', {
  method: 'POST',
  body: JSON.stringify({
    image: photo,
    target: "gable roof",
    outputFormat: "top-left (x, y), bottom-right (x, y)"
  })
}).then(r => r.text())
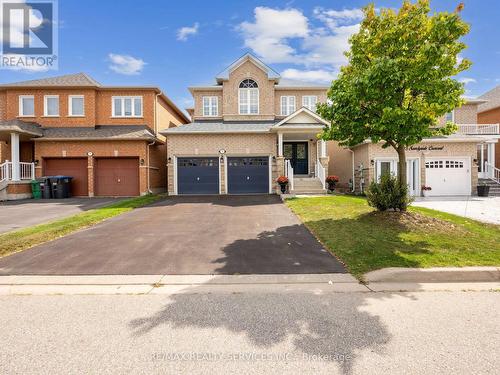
top-left (215, 53), bottom-right (280, 83)
top-left (274, 107), bottom-right (329, 128)
top-left (0, 73), bottom-right (101, 88)
top-left (478, 85), bottom-right (500, 113)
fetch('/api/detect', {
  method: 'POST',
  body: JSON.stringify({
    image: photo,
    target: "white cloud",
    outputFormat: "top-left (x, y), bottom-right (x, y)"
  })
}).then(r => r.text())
top-left (238, 6), bottom-right (362, 71)
top-left (238, 7), bottom-right (309, 63)
top-left (281, 68), bottom-right (336, 83)
top-left (458, 77), bottom-right (476, 85)
top-left (108, 53), bottom-right (146, 75)
top-left (177, 23), bottom-right (199, 41)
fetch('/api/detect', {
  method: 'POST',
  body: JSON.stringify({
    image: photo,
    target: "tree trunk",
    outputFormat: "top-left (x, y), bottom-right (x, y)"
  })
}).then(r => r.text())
top-left (396, 145), bottom-right (407, 187)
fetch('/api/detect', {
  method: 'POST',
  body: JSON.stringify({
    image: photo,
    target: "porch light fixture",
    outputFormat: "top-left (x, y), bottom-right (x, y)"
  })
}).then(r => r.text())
top-left (34, 159), bottom-right (39, 166)
top-left (370, 159), bottom-right (374, 166)
top-left (473, 158), bottom-right (478, 164)
top-left (272, 156), bottom-right (276, 161)
top-left (168, 157), bottom-right (172, 162)
top-left (140, 158), bottom-right (145, 165)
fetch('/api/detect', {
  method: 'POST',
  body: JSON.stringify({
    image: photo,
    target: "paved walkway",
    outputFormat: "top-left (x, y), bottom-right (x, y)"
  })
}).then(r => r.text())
top-left (0, 198), bottom-right (122, 234)
top-left (412, 196), bottom-right (500, 225)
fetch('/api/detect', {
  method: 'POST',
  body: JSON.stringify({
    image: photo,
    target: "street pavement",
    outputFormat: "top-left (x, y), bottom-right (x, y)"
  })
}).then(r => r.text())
top-left (0, 290), bottom-right (498, 374)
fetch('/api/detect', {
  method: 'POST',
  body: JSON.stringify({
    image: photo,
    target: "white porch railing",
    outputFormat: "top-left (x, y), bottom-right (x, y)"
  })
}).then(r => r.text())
top-left (315, 159), bottom-right (326, 189)
top-left (455, 124), bottom-right (499, 135)
top-left (285, 159), bottom-right (294, 191)
top-left (485, 162), bottom-right (500, 184)
top-left (0, 161), bottom-right (35, 182)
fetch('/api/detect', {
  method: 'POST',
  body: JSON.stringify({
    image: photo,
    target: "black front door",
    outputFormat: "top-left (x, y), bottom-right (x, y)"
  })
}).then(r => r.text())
top-left (284, 142), bottom-right (308, 175)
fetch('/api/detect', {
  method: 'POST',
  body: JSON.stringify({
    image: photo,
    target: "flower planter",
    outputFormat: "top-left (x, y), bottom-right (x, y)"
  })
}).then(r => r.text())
top-left (327, 182), bottom-right (336, 192)
top-left (279, 184), bottom-right (287, 194)
top-left (477, 185), bottom-right (490, 197)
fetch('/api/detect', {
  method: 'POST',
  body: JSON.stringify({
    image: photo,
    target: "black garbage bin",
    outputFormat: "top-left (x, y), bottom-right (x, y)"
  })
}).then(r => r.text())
top-left (37, 177), bottom-right (51, 199)
top-left (49, 176), bottom-right (73, 199)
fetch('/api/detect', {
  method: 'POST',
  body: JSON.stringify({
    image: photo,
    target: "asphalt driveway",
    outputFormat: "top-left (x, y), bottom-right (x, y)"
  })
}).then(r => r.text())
top-left (0, 195), bottom-right (346, 275)
top-left (0, 198), bottom-right (123, 234)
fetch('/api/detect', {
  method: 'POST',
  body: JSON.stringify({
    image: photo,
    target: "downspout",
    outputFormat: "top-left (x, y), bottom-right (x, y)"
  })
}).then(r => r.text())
top-left (348, 148), bottom-right (355, 192)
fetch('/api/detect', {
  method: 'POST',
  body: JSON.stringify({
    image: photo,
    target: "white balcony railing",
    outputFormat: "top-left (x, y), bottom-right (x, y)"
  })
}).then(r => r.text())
top-left (285, 159), bottom-right (294, 191)
top-left (455, 124), bottom-right (499, 135)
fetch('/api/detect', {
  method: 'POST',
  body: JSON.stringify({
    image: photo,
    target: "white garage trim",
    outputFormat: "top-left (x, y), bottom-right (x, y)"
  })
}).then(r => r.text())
top-left (173, 155), bottom-right (178, 196)
top-left (268, 155), bottom-right (273, 194)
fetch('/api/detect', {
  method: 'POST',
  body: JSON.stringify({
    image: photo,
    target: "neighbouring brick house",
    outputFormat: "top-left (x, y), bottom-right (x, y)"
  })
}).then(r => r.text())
top-left (478, 85), bottom-right (500, 175)
top-left (163, 53), bottom-right (499, 197)
top-left (0, 73), bottom-right (189, 200)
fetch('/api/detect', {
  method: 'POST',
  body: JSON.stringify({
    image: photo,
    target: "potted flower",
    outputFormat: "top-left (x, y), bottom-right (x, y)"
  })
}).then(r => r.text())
top-left (421, 185), bottom-right (432, 197)
top-left (276, 176), bottom-right (289, 194)
top-left (325, 175), bottom-right (340, 192)
top-left (477, 182), bottom-right (490, 197)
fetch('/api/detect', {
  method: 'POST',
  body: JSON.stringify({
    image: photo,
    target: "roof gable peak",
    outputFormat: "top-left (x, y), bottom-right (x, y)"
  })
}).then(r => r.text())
top-left (216, 53), bottom-right (280, 83)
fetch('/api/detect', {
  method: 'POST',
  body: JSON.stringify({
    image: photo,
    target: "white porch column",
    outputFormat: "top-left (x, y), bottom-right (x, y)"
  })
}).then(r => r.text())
top-left (319, 139), bottom-right (327, 158)
top-left (10, 132), bottom-right (20, 181)
top-left (278, 132), bottom-right (283, 157)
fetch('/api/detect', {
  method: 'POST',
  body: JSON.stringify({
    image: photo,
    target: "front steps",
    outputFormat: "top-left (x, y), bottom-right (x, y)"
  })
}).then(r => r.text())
top-left (478, 178), bottom-right (500, 196)
top-left (290, 177), bottom-right (327, 195)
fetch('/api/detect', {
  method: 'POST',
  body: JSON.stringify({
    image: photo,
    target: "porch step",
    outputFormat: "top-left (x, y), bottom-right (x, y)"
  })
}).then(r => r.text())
top-left (478, 179), bottom-right (500, 196)
top-left (291, 177), bottom-right (327, 195)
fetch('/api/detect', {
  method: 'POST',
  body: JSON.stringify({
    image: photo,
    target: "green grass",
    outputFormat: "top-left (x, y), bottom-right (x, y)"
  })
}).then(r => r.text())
top-left (0, 194), bottom-right (162, 258)
top-left (286, 195), bottom-right (500, 279)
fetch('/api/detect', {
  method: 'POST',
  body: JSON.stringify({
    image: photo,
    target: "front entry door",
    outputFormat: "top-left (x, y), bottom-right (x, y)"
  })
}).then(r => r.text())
top-left (284, 142), bottom-right (308, 175)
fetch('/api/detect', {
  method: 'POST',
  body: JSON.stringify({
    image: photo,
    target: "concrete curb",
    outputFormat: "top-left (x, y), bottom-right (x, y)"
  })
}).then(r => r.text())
top-left (364, 267), bottom-right (500, 283)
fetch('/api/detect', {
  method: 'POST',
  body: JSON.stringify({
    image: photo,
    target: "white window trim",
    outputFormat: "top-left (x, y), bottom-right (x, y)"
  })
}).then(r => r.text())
top-left (202, 96), bottom-right (218, 117)
top-left (238, 88), bottom-right (259, 115)
top-left (281, 96), bottom-right (296, 116)
top-left (111, 96), bottom-right (143, 118)
top-left (302, 95), bottom-right (318, 111)
top-left (68, 95), bottom-right (85, 117)
top-left (18, 95), bottom-right (35, 117)
top-left (445, 110), bottom-right (455, 123)
top-left (43, 95), bottom-right (60, 117)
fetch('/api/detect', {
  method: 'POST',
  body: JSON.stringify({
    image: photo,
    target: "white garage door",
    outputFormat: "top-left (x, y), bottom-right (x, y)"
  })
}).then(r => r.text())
top-left (425, 158), bottom-right (471, 196)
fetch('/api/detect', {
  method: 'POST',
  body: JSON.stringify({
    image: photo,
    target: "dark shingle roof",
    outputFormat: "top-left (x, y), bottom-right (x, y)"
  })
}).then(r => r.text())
top-left (161, 121), bottom-right (275, 134)
top-left (0, 119), bottom-right (44, 136)
top-left (0, 73), bottom-right (101, 88)
top-left (40, 126), bottom-right (155, 140)
top-left (478, 85), bottom-right (500, 113)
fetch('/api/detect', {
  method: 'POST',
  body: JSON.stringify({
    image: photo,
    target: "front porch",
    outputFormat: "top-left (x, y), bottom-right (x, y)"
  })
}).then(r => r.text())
top-left (0, 120), bottom-right (40, 200)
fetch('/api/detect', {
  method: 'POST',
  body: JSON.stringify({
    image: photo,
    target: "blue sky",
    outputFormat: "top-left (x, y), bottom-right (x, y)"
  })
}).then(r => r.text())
top-left (1, 0), bottom-right (499, 111)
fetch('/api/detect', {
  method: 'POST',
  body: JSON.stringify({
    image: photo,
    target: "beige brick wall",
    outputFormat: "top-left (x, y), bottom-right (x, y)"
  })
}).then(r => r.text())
top-left (351, 141), bottom-right (478, 194)
top-left (327, 141), bottom-right (353, 188)
top-left (438, 103), bottom-right (479, 126)
top-left (166, 133), bottom-right (277, 194)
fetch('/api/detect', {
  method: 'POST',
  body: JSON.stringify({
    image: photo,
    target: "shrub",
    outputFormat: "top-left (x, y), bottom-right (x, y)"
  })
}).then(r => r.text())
top-left (366, 174), bottom-right (413, 211)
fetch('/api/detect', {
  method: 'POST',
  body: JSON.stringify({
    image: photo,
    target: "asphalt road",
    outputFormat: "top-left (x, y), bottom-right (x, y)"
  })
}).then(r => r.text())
top-left (0, 290), bottom-right (498, 374)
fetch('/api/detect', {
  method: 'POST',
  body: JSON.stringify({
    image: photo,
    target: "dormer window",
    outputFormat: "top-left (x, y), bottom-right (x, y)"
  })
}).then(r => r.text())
top-left (239, 79), bottom-right (259, 115)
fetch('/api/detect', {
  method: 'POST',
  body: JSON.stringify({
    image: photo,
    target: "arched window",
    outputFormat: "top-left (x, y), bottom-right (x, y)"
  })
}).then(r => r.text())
top-left (239, 79), bottom-right (259, 114)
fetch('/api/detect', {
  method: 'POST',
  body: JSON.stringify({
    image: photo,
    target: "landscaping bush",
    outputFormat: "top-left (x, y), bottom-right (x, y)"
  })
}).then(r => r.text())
top-left (365, 174), bottom-right (413, 211)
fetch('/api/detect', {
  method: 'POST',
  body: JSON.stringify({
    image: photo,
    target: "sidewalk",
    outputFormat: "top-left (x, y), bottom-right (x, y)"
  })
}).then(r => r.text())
top-left (0, 273), bottom-right (498, 295)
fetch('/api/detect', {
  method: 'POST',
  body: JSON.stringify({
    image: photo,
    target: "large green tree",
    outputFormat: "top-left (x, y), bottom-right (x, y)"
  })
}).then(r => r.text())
top-left (317, 0), bottom-right (471, 188)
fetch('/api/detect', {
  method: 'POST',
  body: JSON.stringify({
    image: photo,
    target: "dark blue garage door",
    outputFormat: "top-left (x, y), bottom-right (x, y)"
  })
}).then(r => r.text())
top-left (228, 157), bottom-right (269, 194)
top-left (177, 157), bottom-right (219, 195)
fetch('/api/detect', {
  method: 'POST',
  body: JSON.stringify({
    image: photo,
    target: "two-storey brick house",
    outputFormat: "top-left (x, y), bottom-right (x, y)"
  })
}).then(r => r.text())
top-left (0, 73), bottom-right (189, 199)
top-left (162, 53), bottom-right (331, 195)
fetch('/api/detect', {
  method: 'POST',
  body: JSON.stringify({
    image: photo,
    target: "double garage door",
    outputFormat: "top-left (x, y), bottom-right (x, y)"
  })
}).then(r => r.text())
top-left (425, 157), bottom-right (471, 196)
top-left (177, 157), bottom-right (269, 195)
top-left (44, 157), bottom-right (139, 197)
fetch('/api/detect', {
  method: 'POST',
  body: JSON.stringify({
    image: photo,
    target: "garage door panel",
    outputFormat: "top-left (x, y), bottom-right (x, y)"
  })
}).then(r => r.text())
top-left (425, 158), bottom-right (470, 196)
top-left (44, 158), bottom-right (88, 196)
top-left (228, 157), bottom-right (269, 194)
top-left (178, 158), bottom-right (219, 195)
top-left (95, 158), bottom-right (139, 197)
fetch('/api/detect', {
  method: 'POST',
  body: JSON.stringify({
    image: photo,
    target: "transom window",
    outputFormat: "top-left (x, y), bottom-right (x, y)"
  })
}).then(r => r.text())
top-left (112, 96), bottom-right (143, 117)
top-left (202, 96), bottom-right (218, 116)
top-left (239, 79), bottom-right (259, 114)
top-left (281, 96), bottom-right (296, 116)
top-left (44, 95), bottom-right (59, 117)
top-left (68, 95), bottom-right (85, 116)
top-left (19, 95), bottom-right (34, 117)
top-left (302, 95), bottom-right (318, 112)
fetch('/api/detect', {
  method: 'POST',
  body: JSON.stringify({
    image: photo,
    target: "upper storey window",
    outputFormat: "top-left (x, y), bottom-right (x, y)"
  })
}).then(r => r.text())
top-left (302, 96), bottom-right (318, 112)
top-left (239, 79), bottom-right (259, 115)
top-left (112, 96), bottom-right (143, 118)
top-left (202, 96), bottom-right (218, 116)
top-left (19, 95), bottom-right (34, 117)
top-left (445, 111), bottom-right (454, 122)
top-left (281, 96), bottom-right (296, 116)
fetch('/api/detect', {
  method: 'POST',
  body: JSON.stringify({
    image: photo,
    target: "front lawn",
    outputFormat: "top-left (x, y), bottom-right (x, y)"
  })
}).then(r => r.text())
top-left (0, 194), bottom-right (162, 258)
top-left (286, 195), bottom-right (500, 279)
